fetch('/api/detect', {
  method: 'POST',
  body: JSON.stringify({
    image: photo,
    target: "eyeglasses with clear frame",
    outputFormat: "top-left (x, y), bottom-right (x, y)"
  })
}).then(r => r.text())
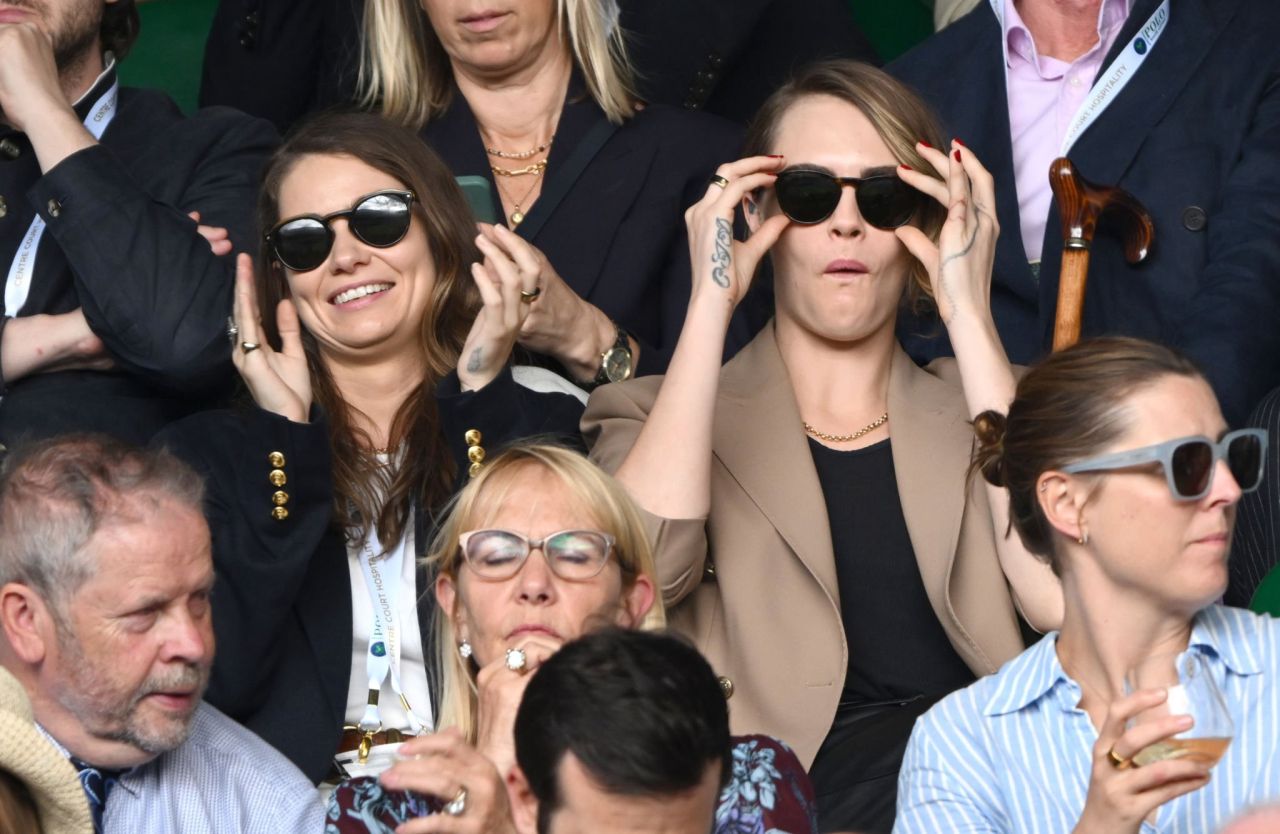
top-left (458, 529), bottom-right (616, 581)
top-left (1060, 428), bottom-right (1267, 501)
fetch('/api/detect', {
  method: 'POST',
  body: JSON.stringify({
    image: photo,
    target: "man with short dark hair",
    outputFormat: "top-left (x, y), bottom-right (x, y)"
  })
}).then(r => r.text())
top-left (508, 629), bottom-right (732, 834)
top-left (0, 435), bottom-right (322, 833)
top-left (0, 0), bottom-right (274, 445)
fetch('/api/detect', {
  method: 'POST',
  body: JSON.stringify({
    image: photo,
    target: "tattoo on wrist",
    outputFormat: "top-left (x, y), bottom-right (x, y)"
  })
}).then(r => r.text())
top-left (466, 348), bottom-right (483, 374)
top-left (711, 218), bottom-right (732, 288)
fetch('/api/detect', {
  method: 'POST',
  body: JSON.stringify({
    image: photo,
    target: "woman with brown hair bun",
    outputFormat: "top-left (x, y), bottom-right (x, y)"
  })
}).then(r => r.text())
top-left (158, 111), bottom-right (586, 784)
top-left (897, 337), bottom-right (1280, 834)
top-left (585, 59), bottom-right (1062, 833)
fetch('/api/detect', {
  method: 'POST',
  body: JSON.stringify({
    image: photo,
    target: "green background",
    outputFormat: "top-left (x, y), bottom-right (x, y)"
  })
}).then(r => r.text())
top-left (118, 0), bottom-right (936, 114)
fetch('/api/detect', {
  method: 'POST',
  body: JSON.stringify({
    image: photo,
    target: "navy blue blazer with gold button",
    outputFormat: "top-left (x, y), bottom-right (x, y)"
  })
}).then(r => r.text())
top-left (890, 0), bottom-right (1280, 423)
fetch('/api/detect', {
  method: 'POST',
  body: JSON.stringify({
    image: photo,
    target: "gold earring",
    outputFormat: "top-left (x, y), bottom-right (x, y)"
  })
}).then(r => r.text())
top-left (1078, 530), bottom-right (1089, 546)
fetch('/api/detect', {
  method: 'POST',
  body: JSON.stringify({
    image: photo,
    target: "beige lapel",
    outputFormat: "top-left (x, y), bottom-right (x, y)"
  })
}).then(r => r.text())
top-left (712, 325), bottom-right (841, 605)
top-left (887, 348), bottom-right (971, 635)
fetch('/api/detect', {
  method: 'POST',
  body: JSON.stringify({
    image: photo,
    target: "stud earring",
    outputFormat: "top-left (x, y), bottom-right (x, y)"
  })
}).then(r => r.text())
top-left (1078, 530), bottom-right (1089, 546)
top-left (458, 641), bottom-right (473, 659)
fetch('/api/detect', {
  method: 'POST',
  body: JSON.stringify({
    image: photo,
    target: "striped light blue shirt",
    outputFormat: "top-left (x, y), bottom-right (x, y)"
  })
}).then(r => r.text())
top-left (44, 703), bottom-right (324, 834)
top-left (894, 606), bottom-right (1280, 834)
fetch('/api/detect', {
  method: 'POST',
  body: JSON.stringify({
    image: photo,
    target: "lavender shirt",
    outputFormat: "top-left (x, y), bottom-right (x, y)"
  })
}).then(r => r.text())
top-left (1004, 0), bottom-right (1130, 262)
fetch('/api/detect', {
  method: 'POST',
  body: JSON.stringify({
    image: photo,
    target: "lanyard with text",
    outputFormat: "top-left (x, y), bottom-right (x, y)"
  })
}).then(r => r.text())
top-left (4, 74), bottom-right (120, 316)
top-left (355, 529), bottom-right (426, 739)
top-left (988, 0), bottom-right (1170, 154)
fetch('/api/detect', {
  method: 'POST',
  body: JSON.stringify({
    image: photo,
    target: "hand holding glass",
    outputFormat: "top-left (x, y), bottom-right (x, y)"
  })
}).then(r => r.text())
top-left (1125, 653), bottom-right (1234, 767)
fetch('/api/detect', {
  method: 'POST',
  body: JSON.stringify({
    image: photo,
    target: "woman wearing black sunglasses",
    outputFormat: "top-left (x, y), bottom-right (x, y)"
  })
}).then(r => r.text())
top-left (584, 60), bottom-right (1062, 833)
top-left (895, 337), bottom-right (1279, 834)
top-left (156, 111), bottom-right (586, 784)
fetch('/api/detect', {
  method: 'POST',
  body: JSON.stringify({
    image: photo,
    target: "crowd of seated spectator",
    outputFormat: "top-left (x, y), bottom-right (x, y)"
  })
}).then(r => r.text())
top-left (1, 1), bottom-right (1278, 833)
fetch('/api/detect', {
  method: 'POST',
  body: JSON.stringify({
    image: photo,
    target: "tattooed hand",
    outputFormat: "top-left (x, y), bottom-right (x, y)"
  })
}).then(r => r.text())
top-left (458, 228), bottom-right (539, 391)
top-left (895, 141), bottom-right (999, 327)
top-left (683, 157), bottom-right (790, 311)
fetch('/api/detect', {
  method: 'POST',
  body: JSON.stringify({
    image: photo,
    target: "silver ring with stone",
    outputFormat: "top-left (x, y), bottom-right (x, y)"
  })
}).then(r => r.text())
top-left (443, 786), bottom-right (468, 816)
top-left (505, 647), bottom-right (528, 673)
top-left (226, 316), bottom-right (239, 345)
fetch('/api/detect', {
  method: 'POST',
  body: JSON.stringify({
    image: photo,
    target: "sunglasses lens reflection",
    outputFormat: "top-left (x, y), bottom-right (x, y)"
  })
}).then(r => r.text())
top-left (352, 194), bottom-right (413, 247)
top-left (274, 219), bottom-right (332, 272)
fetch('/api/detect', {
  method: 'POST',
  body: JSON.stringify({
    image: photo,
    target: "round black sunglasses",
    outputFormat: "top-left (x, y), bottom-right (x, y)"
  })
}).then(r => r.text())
top-left (773, 169), bottom-right (922, 229)
top-left (265, 189), bottom-right (417, 272)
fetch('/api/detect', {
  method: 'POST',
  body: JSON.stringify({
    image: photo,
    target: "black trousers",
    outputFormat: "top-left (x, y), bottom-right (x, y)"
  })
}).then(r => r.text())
top-left (808, 694), bottom-right (944, 834)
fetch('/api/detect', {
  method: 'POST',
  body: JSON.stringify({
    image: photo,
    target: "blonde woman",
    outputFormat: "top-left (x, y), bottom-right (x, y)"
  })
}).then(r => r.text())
top-left (359, 0), bottom-right (759, 384)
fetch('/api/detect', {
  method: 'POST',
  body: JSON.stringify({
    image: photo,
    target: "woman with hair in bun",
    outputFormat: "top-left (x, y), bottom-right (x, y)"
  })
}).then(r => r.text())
top-left (896, 337), bottom-right (1280, 834)
top-left (585, 60), bottom-right (1062, 833)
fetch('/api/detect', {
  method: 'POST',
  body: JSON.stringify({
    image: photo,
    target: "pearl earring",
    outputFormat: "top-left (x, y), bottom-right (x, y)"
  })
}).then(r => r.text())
top-left (1078, 530), bottom-right (1090, 546)
top-left (458, 641), bottom-right (473, 659)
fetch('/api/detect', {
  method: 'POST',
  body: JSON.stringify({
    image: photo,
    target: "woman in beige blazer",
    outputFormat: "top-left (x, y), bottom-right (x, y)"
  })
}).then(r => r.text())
top-left (583, 61), bottom-right (1062, 833)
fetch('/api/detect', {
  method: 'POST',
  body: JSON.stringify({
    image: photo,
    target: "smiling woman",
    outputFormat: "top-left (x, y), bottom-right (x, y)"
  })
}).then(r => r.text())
top-left (156, 110), bottom-right (588, 784)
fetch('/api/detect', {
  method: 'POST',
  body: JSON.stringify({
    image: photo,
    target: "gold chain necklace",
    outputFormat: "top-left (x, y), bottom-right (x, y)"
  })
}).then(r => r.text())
top-left (490, 159), bottom-right (548, 177)
top-left (803, 412), bottom-right (889, 443)
top-left (496, 165), bottom-right (546, 227)
top-left (485, 136), bottom-right (553, 160)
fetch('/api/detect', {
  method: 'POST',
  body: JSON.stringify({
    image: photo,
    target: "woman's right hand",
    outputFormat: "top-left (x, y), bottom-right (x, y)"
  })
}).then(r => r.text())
top-left (684, 156), bottom-right (789, 313)
top-left (1073, 688), bottom-right (1212, 834)
top-left (380, 728), bottom-right (518, 834)
top-left (472, 635), bottom-right (563, 779)
top-left (230, 253), bottom-right (312, 422)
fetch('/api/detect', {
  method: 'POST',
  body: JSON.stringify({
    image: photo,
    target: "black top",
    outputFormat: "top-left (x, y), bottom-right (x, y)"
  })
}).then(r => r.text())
top-left (808, 438), bottom-right (974, 707)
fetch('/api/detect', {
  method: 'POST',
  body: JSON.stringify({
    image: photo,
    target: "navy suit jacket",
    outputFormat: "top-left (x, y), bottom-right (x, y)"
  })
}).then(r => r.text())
top-left (891, 0), bottom-right (1280, 423)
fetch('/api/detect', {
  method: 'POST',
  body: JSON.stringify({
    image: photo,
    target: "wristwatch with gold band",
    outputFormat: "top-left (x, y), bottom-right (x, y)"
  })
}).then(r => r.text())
top-left (589, 323), bottom-right (633, 388)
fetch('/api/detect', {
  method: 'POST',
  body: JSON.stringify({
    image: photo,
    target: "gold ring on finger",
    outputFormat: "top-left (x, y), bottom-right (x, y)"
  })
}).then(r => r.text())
top-left (519, 286), bottom-right (542, 303)
top-left (709, 174), bottom-right (729, 190)
top-left (241, 342), bottom-right (260, 355)
top-left (1107, 747), bottom-right (1132, 770)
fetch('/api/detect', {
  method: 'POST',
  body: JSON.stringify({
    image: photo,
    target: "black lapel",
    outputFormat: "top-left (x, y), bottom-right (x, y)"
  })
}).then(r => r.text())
top-left (413, 505), bottom-right (441, 719)
top-left (296, 528), bottom-right (353, 729)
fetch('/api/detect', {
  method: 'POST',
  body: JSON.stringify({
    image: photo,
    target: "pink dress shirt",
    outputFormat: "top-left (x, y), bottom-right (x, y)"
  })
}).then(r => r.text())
top-left (1004, 0), bottom-right (1131, 262)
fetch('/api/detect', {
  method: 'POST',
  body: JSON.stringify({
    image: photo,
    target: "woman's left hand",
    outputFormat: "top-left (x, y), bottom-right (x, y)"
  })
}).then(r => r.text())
top-left (379, 728), bottom-right (518, 834)
top-left (474, 223), bottom-right (616, 383)
top-left (896, 141), bottom-right (999, 327)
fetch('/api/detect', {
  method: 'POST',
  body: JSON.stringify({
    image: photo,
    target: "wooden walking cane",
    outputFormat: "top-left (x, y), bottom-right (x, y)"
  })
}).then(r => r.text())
top-left (1048, 157), bottom-right (1155, 351)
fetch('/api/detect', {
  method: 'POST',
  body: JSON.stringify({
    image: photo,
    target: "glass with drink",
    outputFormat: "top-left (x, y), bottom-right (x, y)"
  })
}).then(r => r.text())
top-left (1125, 652), bottom-right (1234, 767)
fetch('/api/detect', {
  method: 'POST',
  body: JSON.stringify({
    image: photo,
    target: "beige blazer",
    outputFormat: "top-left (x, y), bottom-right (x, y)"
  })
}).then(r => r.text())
top-left (584, 323), bottom-right (1026, 767)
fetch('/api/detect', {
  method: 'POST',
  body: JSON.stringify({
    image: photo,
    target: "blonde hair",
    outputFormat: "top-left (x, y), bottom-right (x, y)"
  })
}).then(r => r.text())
top-left (424, 443), bottom-right (664, 742)
top-left (359, 0), bottom-right (636, 130)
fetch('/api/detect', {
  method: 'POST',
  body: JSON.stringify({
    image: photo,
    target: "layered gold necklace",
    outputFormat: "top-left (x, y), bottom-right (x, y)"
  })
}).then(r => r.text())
top-left (487, 135), bottom-right (554, 228)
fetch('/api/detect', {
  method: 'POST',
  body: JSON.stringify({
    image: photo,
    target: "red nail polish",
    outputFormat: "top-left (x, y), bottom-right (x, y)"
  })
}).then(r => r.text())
top-left (900, 164), bottom-right (912, 171)
top-left (954, 138), bottom-right (966, 147)
top-left (766, 154), bottom-right (784, 159)
top-left (919, 140), bottom-right (932, 148)
top-left (954, 150), bottom-right (962, 162)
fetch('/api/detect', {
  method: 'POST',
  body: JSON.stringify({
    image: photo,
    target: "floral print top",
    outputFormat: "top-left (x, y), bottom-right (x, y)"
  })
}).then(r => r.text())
top-left (325, 734), bottom-right (817, 834)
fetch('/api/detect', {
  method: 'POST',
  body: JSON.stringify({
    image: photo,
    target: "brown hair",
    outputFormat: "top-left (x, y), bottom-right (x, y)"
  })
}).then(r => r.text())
top-left (972, 337), bottom-right (1204, 571)
top-left (425, 443), bottom-right (664, 742)
top-left (742, 60), bottom-right (948, 310)
top-left (102, 0), bottom-right (140, 61)
top-left (255, 111), bottom-right (481, 549)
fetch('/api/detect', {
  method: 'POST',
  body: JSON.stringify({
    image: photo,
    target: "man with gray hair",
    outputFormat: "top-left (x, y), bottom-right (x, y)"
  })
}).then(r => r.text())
top-left (0, 434), bottom-right (323, 834)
